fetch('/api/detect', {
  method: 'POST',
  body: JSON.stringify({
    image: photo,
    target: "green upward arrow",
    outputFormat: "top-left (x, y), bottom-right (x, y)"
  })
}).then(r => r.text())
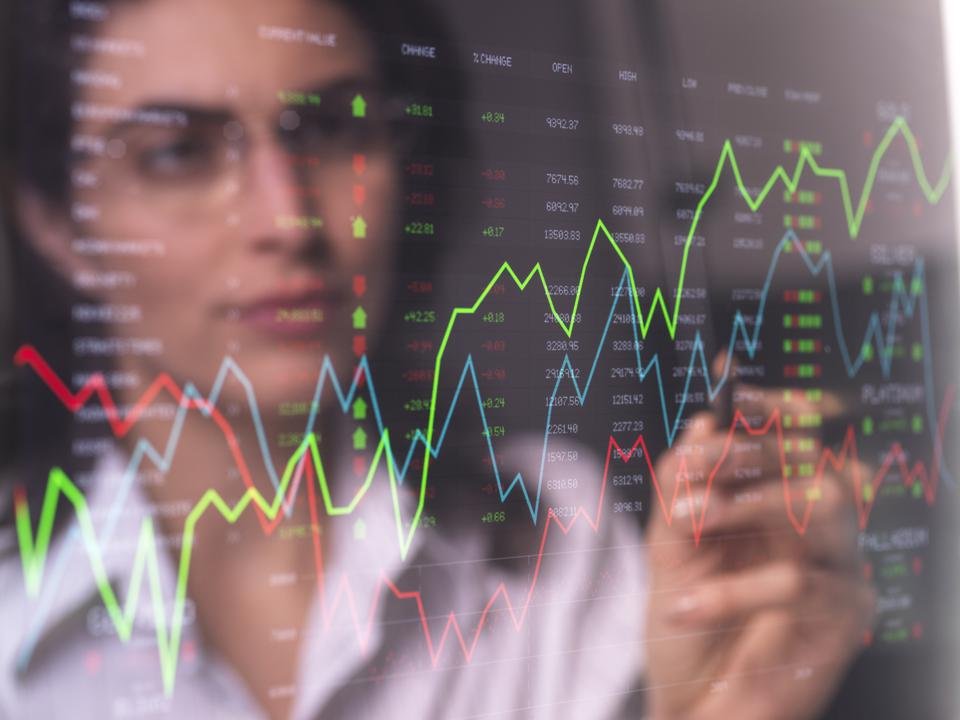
top-left (352, 306), bottom-right (367, 331)
top-left (351, 93), bottom-right (367, 118)
top-left (353, 518), bottom-right (367, 539)
top-left (352, 426), bottom-right (367, 450)
top-left (352, 215), bottom-right (367, 239)
top-left (352, 397), bottom-right (367, 420)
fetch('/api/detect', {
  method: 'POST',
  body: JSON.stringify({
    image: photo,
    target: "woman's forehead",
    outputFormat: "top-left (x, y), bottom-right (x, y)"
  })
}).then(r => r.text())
top-left (79, 0), bottom-right (379, 114)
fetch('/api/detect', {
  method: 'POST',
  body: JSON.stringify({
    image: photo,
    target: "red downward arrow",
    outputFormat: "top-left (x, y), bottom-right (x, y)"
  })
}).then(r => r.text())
top-left (353, 184), bottom-right (366, 206)
top-left (352, 153), bottom-right (366, 176)
top-left (352, 274), bottom-right (367, 297)
top-left (352, 335), bottom-right (367, 357)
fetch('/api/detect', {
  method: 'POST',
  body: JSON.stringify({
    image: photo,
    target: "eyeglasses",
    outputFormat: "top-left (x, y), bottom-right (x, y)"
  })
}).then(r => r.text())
top-left (72, 87), bottom-right (413, 218)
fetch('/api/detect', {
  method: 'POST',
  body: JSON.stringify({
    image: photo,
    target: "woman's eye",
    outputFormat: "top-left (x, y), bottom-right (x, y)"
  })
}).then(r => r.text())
top-left (290, 109), bottom-right (384, 153)
top-left (137, 136), bottom-right (214, 178)
top-left (298, 111), bottom-right (351, 140)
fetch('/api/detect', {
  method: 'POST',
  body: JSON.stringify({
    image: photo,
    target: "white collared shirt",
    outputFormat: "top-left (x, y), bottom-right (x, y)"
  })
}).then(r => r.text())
top-left (0, 436), bottom-right (648, 719)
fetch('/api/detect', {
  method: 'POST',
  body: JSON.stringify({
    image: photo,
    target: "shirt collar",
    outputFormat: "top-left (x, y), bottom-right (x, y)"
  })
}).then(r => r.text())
top-left (5, 442), bottom-right (434, 712)
top-left (7, 447), bottom-right (160, 679)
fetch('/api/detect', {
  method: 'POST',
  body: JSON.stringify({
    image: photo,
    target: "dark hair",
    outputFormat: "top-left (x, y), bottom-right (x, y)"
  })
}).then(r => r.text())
top-left (0, 0), bottom-right (468, 534)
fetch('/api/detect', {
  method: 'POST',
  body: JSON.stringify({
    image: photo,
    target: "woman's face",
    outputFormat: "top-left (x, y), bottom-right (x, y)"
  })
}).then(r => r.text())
top-left (36, 0), bottom-right (399, 409)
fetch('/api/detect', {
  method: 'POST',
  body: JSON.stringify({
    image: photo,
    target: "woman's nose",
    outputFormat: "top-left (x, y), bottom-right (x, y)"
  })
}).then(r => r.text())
top-left (239, 132), bottom-right (324, 255)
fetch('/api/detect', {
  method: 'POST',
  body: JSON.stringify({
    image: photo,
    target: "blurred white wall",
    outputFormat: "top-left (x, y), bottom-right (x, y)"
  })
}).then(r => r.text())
top-left (944, 5), bottom-right (960, 714)
top-left (944, 0), bottom-right (960, 218)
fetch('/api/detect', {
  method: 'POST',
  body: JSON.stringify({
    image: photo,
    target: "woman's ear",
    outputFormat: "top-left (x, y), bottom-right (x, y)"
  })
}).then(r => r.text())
top-left (15, 187), bottom-right (96, 284)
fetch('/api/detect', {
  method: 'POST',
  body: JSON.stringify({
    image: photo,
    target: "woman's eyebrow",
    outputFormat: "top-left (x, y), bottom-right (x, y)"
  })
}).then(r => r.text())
top-left (98, 103), bottom-right (236, 138)
top-left (291, 75), bottom-right (382, 103)
top-left (98, 77), bottom-right (384, 138)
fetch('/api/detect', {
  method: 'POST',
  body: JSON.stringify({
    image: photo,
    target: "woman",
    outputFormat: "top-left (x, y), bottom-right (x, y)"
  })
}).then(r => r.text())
top-left (0, 0), bottom-right (874, 717)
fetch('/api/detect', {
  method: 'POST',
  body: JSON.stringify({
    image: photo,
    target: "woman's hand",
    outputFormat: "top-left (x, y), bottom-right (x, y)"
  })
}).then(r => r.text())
top-left (645, 378), bottom-right (875, 720)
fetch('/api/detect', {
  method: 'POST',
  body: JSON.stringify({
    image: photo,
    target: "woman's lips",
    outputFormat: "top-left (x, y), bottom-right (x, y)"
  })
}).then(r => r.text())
top-left (233, 288), bottom-right (345, 338)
